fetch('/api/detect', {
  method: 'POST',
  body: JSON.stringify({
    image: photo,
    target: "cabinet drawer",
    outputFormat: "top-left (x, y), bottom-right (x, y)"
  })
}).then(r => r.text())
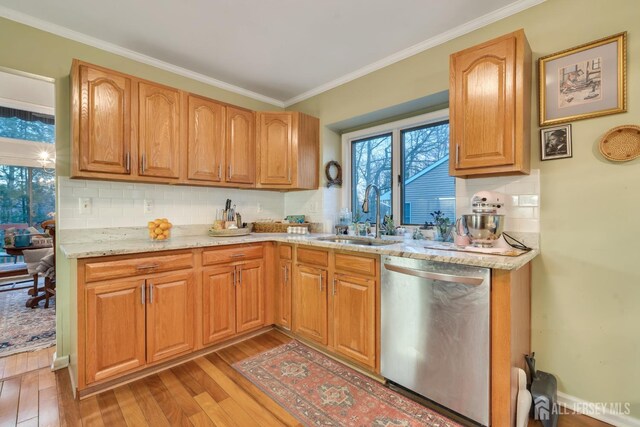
top-left (297, 247), bottom-right (328, 267)
top-left (202, 245), bottom-right (263, 266)
top-left (279, 245), bottom-right (292, 260)
top-left (335, 253), bottom-right (377, 277)
top-left (84, 252), bottom-right (193, 283)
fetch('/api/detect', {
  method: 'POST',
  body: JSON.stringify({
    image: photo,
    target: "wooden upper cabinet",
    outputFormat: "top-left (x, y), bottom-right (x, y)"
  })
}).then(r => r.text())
top-left (73, 61), bottom-right (132, 176)
top-left (138, 82), bottom-right (181, 179)
top-left (257, 112), bottom-right (319, 190)
top-left (85, 278), bottom-right (146, 384)
top-left (226, 106), bottom-right (255, 185)
top-left (187, 95), bottom-right (225, 182)
top-left (145, 272), bottom-right (194, 363)
top-left (449, 29), bottom-right (531, 177)
top-left (257, 112), bottom-right (292, 185)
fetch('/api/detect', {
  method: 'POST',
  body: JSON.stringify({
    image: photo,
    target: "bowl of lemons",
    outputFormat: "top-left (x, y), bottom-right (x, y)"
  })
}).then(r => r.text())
top-left (148, 218), bottom-right (172, 241)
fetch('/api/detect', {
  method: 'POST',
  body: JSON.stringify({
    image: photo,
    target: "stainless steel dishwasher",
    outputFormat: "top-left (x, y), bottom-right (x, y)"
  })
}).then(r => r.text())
top-left (381, 255), bottom-right (490, 426)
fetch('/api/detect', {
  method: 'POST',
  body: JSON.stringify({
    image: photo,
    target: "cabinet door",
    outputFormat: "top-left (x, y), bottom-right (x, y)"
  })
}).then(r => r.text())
top-left (138, 82), bottom-right (181, 179)
top-left (277, 259), bottom-right (292, 330)
top-left (202, 265), bottom-right (236, 345)
top-left (225, 106), bottom-right (255, 184)
top-left (78, 65), bottom-right (131, 175)
top-left (85, 278), bottom-right (146, 383)
top-left (236, 260), bottom-right (265, 333)
top-left (450, 35), bottom-right (516, 170)
top-left (187, 95), bottom-right (225, 182)
top-left (146, 272), bottom-right (194, 363)
top-left (258, 112), bottom-right (293, 185)
top-left (293, 264), bottom-right (328, 345)
top-left (332, 274), bottom-right (376, 368)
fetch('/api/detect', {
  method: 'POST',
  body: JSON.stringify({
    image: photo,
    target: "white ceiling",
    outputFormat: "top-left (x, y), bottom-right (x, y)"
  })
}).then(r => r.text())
top-left (0, 0), bottom-right (542, 106)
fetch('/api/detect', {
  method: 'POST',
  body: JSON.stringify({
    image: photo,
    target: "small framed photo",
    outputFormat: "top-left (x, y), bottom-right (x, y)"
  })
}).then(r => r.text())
top-left (541, 125), bottom-right (572, 161)
top-left (539, 32), bottom-right (626, 126)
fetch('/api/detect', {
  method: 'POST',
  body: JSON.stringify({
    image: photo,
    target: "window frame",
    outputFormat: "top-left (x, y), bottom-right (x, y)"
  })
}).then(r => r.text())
top-left (342, 108), bottom-right (450, 226)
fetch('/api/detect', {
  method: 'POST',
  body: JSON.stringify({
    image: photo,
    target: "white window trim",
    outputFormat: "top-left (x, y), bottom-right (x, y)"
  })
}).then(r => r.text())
top-left (341, 108), bottom-right (449, 224)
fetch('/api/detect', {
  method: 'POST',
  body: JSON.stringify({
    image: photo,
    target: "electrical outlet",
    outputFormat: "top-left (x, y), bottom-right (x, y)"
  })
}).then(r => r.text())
top-left (144, 199), bottom-right (153, 214)
top-left (79, 197), bottom-right (92, 215)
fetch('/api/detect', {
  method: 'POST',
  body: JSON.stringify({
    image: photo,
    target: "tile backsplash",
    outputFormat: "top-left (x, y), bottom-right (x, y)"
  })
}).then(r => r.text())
top-left (455, 169), bottom-right (540, 233)
top-left (57, 177), bottom-right (285, 230)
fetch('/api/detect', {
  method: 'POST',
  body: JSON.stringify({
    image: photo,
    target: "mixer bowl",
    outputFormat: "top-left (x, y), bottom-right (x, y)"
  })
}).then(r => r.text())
top-left (461, 214), bottom-right (504, 247)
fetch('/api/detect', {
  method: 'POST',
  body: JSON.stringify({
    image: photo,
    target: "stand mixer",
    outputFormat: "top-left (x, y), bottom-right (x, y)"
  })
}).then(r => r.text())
top-left (457, 191), bottom-right (506, 248)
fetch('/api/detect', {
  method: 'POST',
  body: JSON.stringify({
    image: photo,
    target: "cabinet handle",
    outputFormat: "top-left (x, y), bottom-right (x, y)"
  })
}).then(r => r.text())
top-left (141, 154), bottom-right (146, 174)
top-left (238, 267), bottom-right (242, 285)
top-left (136, 263), bottom-right (159, 271)
top-left (319, 272), bottom-right (323, 292)
top-left (332, 277), bottom-right (337, 296)
top-left (148, 282), bottom-right (154, 303)
top-left (456, 144), bottom-right (460, 166)
top-left (230, 253), bottom-right (245, 258)
top-left (233, 269), bottom-right (237, 286)
top-left (228, 165), bottom-right (232, 179)
top-left (125, 152), bottom-right (130, 172)
top-left (141, 283), bottom-right (146, 305)
top-left (288, 166), bottom-right (291, 183)
top-left (218, 164), bottom-right (222, 179)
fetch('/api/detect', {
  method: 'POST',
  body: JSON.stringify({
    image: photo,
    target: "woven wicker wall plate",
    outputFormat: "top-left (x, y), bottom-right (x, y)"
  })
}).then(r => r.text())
top-left (599, 125), bottom-right (640, 162)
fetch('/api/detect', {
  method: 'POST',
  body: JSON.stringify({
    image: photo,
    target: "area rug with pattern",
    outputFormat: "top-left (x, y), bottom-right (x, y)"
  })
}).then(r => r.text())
top-left (233, 340), bottom-right (461, 427)
top-left (0, 289), bottom-right (55, 357)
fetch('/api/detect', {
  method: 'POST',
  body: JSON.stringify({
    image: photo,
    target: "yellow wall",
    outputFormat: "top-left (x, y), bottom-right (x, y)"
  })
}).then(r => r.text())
top-left (289, 0), bottom-right (640, 416)
top-left (0, 17), bottom-right (280, 363)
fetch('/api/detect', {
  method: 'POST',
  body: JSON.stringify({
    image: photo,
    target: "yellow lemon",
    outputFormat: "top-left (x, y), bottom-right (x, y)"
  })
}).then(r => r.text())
top-left (156, 234), bottom-right (166, 240)
top-left (147, 221), bottom-right (155, 229)
top-left (162, 229), bottom-right (170, 236)
top-left (160, 222), bottom-right (170, 230)
top-left (154, 227), bottom-right (163, 235)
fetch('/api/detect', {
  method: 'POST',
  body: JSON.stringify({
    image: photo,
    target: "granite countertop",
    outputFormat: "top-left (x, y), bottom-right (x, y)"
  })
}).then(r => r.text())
top-left (60, 232), bottom-right (538, 270)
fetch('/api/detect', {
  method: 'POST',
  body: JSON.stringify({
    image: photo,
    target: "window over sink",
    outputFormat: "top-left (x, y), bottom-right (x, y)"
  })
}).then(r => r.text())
top-left (342, 109), bottom-right (455, 227)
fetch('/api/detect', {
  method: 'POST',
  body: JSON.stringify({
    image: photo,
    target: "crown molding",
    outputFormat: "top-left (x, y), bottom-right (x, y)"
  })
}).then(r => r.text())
top-left (283, 0), bottom-right (545, 107)
top-left (0, 6), bottom-right (285, 108)
top-left (1, 1), bottom-right (544, 109)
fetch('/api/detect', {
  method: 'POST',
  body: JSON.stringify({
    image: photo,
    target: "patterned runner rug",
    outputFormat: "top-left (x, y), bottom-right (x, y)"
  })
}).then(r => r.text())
top-left (233, 340), bottom-right (462, 427)
top-left (0, 289), bottom-right (55, 357)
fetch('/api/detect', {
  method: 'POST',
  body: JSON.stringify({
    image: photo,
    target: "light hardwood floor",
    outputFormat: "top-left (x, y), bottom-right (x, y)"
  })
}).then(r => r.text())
top-left (0, 332), bottom-right (612, 426)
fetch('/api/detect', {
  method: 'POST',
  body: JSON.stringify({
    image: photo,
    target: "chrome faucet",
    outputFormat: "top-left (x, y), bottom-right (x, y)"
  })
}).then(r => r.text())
top-left (362, 184), bottom-right (381, 239)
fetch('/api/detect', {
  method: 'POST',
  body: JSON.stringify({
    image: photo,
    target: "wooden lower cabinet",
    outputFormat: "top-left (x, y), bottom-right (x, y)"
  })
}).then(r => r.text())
top-left (292, 264), bottom-right (328, 345)
top-left (332, 273), bottom-right (376, 368)
top-left (236, 260), bottom-right (265, 333)
top-left (277, 258), bottom-right (292, 329)
top-left (145, 272), bottom-right (195, 363)
top-left (202, 259), bottom-right (265, 345)
top-left (85, 278), bottom-right (146, 384)
top-left (202, 265), bottom-right (236, 345)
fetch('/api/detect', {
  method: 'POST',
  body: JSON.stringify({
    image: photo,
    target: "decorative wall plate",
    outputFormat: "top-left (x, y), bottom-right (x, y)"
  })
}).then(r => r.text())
top-left (599, 124), bottom-right (640, 162)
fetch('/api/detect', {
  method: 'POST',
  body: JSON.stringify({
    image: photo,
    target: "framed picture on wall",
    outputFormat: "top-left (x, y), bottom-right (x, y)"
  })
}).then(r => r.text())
top-left (539, 32), bottom-right (627, 126)
top-left (540, 124), bottom-right (572, 161)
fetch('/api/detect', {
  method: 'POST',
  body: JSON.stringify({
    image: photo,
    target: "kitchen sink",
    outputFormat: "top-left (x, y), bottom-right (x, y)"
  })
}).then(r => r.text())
top-left (315, 236), bottom-right (396, 246)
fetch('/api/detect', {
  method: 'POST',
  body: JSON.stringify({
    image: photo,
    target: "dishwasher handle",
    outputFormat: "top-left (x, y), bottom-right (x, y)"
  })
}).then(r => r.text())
top-left (384, 263), bottom-right (484, 286)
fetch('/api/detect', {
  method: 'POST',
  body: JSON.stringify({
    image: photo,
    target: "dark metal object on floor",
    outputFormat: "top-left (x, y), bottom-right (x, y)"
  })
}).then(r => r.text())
top-left (526, 353), bottom-right (559, 427)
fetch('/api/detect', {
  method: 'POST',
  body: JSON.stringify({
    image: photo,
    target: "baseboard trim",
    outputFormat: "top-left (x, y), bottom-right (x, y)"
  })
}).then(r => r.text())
top-left (557, 391), bottom-right (640, 427)
top-left (51, 351), bottom-right (69, 370)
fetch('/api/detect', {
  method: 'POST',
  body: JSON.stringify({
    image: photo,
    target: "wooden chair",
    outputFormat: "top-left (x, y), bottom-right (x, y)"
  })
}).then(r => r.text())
top-left (41, 220), bottom-right (56, 308)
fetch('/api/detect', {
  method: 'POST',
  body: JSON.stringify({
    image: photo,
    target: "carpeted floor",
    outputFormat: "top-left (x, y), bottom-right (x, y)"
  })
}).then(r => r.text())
top-left (0, 288), bottom-right (55, 357)
top-left (234, 340), bottom-right (462, 427)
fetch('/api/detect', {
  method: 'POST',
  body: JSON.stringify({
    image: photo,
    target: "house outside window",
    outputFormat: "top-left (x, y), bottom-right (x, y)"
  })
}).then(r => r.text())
top-left (342, 109), bottom-right (455, 227)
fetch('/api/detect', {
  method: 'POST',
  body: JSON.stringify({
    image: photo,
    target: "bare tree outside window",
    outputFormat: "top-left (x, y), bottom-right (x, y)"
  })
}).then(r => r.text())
top-left (351, 134), bottom-right (392, 224)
